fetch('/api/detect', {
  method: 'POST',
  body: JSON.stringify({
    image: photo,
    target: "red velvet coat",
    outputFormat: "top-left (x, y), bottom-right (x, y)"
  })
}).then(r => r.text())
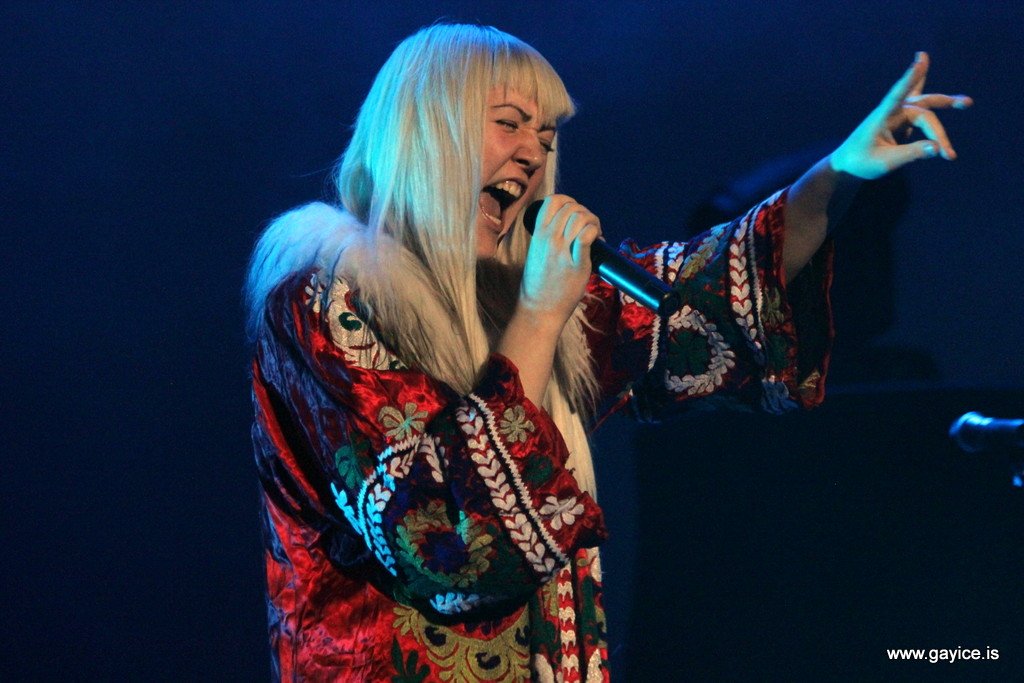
top-left (250, 190), bottom-right (832, 681)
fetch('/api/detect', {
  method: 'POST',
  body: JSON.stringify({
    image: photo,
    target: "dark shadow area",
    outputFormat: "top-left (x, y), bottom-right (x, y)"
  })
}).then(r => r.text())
top-left (625, 388), bottom-right (1024, 680)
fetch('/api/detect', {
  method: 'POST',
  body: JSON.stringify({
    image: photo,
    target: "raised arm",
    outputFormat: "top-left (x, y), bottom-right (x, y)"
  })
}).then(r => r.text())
top-left (784, 52), bottom-right (972, 280)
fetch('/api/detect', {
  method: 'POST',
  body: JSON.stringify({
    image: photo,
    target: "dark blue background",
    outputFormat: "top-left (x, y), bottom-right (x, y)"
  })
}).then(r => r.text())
top-left (4, 2), bottom-right (1022, 679)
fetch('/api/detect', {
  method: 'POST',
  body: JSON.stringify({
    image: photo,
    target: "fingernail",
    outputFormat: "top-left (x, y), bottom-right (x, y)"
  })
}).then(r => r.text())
top-left (923, 142), bottom-right (937, 157)
top-left (953, 95), bottom-right (972, 109)
top-left (914, 51), bottom-right (923, 62)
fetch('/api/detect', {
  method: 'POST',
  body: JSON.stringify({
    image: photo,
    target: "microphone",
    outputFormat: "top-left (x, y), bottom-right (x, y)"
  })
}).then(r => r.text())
top-left (523, 200), bottom-right (682, 316)
top-left (949, 412), bottom-right (1024, 453)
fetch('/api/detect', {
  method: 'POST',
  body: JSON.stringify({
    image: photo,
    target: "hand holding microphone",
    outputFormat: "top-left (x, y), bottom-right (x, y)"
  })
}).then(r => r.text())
top-left (523, 198), bottom-right (682, 316)
top-left (514, 195), bottom-right (604, 328)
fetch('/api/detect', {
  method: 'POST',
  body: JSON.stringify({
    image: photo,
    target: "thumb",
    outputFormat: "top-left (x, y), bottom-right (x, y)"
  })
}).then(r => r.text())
top-left (889, 140), bottom-right (940, 170)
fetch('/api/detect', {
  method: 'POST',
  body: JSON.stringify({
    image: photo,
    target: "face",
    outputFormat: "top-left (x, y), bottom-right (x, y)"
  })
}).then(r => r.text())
top-left (476, 88), bottom-right (555, 258)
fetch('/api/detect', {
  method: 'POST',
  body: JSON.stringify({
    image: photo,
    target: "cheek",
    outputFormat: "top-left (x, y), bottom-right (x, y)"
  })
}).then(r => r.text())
top-left (475, 222), bottom-right (498, 257)
top-left (529, 165), bottom-right (548, 196)
top-left (480, 135), bottom-right (506, 177)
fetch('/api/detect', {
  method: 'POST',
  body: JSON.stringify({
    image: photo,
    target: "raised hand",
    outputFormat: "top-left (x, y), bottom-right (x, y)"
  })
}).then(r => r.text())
top-left (830, 52), bottom-right (972, 179)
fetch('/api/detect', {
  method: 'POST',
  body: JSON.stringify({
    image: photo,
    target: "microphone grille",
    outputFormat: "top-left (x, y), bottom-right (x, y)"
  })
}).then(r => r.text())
top-left (522, 200), bottom-right (544, 235)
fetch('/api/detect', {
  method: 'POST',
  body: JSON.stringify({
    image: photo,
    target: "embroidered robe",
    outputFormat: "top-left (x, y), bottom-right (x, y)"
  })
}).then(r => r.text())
top-left (250, 190), bottom-right (832, 681)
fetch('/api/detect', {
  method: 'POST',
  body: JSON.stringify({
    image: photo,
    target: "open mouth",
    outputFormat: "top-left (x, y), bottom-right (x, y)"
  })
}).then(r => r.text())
top-left (479, 180), bottom-right (524, 229)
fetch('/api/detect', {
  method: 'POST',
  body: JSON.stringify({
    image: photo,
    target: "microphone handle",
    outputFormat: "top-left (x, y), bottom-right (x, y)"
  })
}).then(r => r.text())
top-left (591, 241), bottom-right (682, 316)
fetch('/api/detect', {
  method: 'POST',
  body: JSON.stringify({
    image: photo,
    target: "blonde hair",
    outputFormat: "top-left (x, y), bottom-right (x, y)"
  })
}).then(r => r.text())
top-left (251, 25), bottom-right (600, 494)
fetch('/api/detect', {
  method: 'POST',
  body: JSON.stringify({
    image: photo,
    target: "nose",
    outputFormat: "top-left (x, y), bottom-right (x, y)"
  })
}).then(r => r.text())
top-left (513, 136), bottom-right (545, 174)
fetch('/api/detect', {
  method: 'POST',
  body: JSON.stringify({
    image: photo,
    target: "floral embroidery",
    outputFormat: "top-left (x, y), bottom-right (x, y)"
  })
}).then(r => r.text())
top-left (330, 439), bottom-right (427, 578)
top-left (797, 370), bottom-right (822, 402)
top-left (586, 547), bottom-right (602, 583)
top-left (498, 405), bottom-right (535, 443)
top-left (390, 637), bottom-right (431, 682)
top-left (303, 272), bottom-right (325, 313)
top-left (457, 399), bottom-right (566, 578)
top-left (393, 604), bottom-right (530, 681)
top-left (364, 480), bottom-right (397, 573)
top-left (539, 495), bottom-right (585, 531)
top-left (665, 305), bottom-right (737, 396)
top-left (380, 402), bottom-right (428, 441)
top-left (253, 187), bottom-right (823, 682)
top-left (394, 501), bottom-right (495, 592)
top-left (325, 278), bottom-right (407, 371)
top-left (761, 286), bottom-right (785, 328)
top-left (679, 230), bottom-right (721, 281)
top-left (429, 592), bottom-right (490, 616)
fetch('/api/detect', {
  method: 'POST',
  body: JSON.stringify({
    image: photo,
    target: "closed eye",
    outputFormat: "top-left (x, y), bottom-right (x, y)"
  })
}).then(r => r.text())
top-left (494, 119), bottom-right (556, 154)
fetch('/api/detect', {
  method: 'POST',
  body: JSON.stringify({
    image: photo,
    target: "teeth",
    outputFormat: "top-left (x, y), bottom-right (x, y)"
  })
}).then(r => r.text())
top-left (490, 180), bottom-right (523, 198)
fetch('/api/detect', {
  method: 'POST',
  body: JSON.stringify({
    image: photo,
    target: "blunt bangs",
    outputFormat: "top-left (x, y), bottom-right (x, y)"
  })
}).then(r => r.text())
top-left (486, 32), bottom-right (575, 128)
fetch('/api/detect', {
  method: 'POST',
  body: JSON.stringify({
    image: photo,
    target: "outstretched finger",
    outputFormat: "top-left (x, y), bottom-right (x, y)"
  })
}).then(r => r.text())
top-left (908, 52), bottom-right (929, 98)
top-left (907, 93), bottom-right (974, 110)
top-left (872, 52), bottom-right (929, 125)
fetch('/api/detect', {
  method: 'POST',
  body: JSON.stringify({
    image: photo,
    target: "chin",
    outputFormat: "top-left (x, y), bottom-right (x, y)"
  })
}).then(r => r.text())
top-left (475, 224), bottom-right (505, 259)
top-left (475, 239), bottom-right (498, 259)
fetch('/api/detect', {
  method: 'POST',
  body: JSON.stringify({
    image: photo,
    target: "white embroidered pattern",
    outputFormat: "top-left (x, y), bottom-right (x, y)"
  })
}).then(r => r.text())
top-left (429, 591), bottom-right (495, 615)
top-left (533, 654), bottom-right (556, 683)
top-left (458, 396), bottom-right (569, 580)
top-left (663, 242), bottom-right (688, 282)
top-left (586, 651), bottom-right (604, 683)
top-left (745, 197), bottom-right (769, 349)
top-left (588, 547), bottom-right (603, 583)
top-left (734, 192), bottom-right (797, 413)
top-left (303, 272), bottom-right (325, 313)
top-left (539, 495), bottom-right (586, 531)
top-left (729, 213), bottom-right (765, 365)
top-left (616, 242), bottom-right (670, 372)
top-left (324, 278), bottom-right (405, 371)
top-left (664, 304), bottom-right (736, 396)
top-left (556, 567), bottom-right (579, 680)
top-left (421, 437), bottom-right (445, 485)
top-left (648, 243), bottom-right (668, 370)
top-left (330, 434), bottom-right (419, 577)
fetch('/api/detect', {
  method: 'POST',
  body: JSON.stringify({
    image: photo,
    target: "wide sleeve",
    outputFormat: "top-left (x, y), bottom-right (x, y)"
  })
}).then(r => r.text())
top-left (584, 188), bottom-right (833, 421)
top-left (251, 270), bottom-right (606, 617)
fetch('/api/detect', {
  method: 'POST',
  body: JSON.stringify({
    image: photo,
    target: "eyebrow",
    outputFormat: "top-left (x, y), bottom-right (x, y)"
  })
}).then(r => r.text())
top-left (491, 103), bottom-right (556, 132)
